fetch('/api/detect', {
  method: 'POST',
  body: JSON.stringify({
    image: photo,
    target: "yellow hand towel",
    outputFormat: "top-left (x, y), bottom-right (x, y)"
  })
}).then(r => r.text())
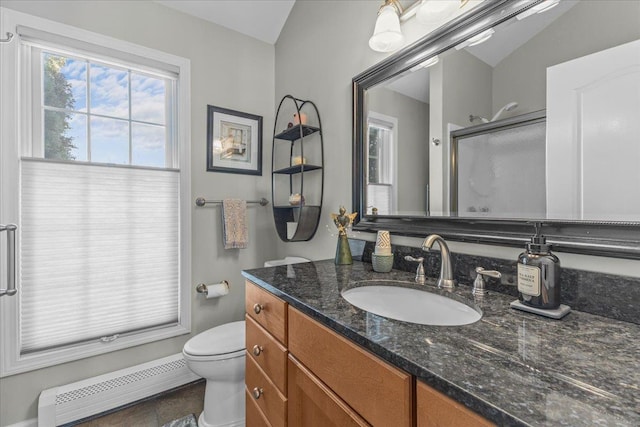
top-left (222, 199), bottom-right (248, 249)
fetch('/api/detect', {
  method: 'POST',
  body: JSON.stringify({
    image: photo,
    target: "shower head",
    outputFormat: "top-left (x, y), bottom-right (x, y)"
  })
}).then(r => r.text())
top-left (490, 102), bottom-right (518, 122)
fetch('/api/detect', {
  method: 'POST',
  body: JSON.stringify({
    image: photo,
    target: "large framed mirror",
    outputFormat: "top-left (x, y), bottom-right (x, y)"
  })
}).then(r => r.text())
top-left (353, 0), bottom-right (640, 258)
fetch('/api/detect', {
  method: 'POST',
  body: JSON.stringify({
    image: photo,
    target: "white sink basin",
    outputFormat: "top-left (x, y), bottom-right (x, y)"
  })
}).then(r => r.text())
top-left (341, 285), bottom-right (481, 326)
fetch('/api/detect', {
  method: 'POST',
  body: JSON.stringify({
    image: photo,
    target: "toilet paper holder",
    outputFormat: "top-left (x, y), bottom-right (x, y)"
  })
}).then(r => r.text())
top-left (196, 280), bottom-right (229, 296)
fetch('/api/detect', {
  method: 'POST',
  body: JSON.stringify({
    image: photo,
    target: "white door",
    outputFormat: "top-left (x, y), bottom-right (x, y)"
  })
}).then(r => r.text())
top-left (546, 39), bottom-right (640, 221)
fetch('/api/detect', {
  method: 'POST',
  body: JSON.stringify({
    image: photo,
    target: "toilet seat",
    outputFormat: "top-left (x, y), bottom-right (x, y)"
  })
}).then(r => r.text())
top-left (183, 349), bottom-right (245, 362)
top-left (183, 320), bottom-right (245, 358)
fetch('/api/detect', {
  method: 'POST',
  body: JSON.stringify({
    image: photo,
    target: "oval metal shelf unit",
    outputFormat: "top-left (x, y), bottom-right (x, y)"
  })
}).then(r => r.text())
top-left (271, 95), bottom-right (324, 242)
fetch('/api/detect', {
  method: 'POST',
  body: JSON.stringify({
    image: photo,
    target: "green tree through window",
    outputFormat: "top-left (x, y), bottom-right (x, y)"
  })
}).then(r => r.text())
top-left (43, 55), bottom-right (76, 160)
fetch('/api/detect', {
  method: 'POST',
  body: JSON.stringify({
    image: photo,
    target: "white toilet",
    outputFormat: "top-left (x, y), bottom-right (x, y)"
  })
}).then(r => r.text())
top-left (182, 320), bottom-right (246, 427)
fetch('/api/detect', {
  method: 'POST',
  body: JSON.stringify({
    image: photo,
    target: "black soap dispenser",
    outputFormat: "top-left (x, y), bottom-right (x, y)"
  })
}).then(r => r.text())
top-left (517, 223), bottom-right (561, 310)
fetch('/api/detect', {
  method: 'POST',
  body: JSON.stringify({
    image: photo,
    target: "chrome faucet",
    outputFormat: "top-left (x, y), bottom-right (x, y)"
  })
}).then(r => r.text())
top-left (422, 234), bottom-right (456, 289)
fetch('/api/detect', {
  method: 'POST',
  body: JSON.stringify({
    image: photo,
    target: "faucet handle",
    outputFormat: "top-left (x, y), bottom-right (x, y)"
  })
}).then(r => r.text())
top-left (473, 267), bottom-right (501, 295)
top-left (404, 256), bottom-right (425, 284)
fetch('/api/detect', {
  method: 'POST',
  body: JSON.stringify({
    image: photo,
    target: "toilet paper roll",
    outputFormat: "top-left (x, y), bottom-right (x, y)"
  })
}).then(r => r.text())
top-left (205, 281), bottom-right (230, 299)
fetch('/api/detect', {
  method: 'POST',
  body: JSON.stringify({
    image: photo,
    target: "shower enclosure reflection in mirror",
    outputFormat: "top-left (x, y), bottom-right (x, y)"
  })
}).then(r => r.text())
top-left (353, 0), bottom-right (640, 259)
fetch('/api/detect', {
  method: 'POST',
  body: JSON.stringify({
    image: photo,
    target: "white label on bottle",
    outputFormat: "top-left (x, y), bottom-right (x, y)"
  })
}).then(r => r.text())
top-left (517, 264), bottom-right (541, 296)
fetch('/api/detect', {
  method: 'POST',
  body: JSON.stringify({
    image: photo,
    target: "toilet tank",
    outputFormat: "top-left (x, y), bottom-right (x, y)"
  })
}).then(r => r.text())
top-left (264, 257), bottom-right (310, 267)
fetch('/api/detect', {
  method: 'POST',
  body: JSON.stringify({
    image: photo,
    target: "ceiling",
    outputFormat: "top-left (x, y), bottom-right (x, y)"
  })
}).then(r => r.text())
top-left (155, 0), bottom-right (296, 44)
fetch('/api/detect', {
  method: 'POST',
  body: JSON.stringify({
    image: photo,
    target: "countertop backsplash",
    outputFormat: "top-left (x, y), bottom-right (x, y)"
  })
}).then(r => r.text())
top-left (354, 239), bottom-right (640, 325)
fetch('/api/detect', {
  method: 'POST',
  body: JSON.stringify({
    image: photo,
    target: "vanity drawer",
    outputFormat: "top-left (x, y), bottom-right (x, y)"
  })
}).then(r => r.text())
top-left (288, 307), bottom-right (413, 427)
top-left (246, 353), bottom-right (287, 427)
top-left (417, 381), bottom-right (494, 427)
top-left (246, 388), bottom-right (274, 427)
top-left (246, 314), bottom-right (288, 394)
top-left (246, 280), bottom-right (287, 345)
top-left (288, 355), bottom-right (370, 427)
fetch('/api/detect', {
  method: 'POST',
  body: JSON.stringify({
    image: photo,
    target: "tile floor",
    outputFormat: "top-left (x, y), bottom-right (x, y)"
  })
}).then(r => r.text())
top-left (72, 380), bottom-right (205, 426)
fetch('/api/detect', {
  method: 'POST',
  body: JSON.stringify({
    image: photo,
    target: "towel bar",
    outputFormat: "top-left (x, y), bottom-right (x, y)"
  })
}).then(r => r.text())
top-left (195, 197), bottom-right (269, 207)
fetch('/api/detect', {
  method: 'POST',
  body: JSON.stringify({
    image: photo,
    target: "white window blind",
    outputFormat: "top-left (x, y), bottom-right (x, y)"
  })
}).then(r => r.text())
top-left (367, 183), bottom-right (392, 215)
top-left (19, 159), bottom-right (180, 353)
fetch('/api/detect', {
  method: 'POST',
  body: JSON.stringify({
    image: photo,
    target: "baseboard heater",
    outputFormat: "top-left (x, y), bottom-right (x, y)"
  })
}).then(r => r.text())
top-left (38, 353), bottom-right (200, 426)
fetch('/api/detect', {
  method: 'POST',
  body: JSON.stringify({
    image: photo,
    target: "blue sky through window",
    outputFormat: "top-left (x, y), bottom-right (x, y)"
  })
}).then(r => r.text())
top-left (43, 52), bottom-right (169, 167)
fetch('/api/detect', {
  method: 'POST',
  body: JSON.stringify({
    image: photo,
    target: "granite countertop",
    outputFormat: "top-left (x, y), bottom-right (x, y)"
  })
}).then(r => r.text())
top-left (242, 260), bottom-right (640, 427)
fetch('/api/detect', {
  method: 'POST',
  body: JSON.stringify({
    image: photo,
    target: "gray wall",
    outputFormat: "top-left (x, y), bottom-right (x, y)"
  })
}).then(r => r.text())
top-left (367, 88), bottom-right (430, 214)
top-left (273, 0), bottom-right (384, 260)
top-left (0, 1), bottom-right (275, 424)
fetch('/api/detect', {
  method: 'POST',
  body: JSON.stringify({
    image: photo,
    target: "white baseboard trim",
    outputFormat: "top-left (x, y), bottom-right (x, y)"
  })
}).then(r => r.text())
top-left (37, 353), bottom-right (199, 427)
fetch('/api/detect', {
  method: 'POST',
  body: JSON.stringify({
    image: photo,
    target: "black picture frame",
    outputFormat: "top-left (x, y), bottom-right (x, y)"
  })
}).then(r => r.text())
top-left (206, 105), bottom-right (262, 175)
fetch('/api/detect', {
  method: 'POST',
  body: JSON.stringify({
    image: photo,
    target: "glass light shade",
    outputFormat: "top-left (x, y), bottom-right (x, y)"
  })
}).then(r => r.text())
top-left (455, 28), bottom-right (494, 50)
top-left (421, 55), bottom-right (440, 68)
top-left (467, 28), bottom-right (494, 46)
top-left (369, 5), bottom-right (404, 53)
top-left (516, 0), bottom-right (561, 20)
top-left (531, 0), bottom-right (561, 14)
top-left (411, 54), bottom-right (440, 71)
top-left (416, 0), bottom-right (459, 25)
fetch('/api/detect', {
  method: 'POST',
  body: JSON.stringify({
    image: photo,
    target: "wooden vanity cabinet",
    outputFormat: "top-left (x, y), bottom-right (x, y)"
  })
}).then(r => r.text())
top-left (246, 279), bottom-right (492, 427)
top-left (246, 315), bottom-right (287, 393)
top-left (246, 387), bottom-right (273, 427)
top-left (245, 281), bottom-right (287, 345)
top-left (417, 381), bottom-right (495, 427)
top-left (288, 306), bottom-right (413, 427)
top-left (288, 355), bottom-right (370, 427)
top-left (245, 281), bottom-right (288, 426)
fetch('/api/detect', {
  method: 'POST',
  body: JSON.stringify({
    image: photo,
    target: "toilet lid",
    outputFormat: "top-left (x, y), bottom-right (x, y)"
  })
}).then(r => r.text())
top-left (184, 320), bottom-right (245, 356)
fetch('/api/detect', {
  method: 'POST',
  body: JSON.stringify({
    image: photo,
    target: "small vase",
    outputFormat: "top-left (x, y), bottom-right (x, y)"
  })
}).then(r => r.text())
top-left (335, 234), bottom-right (352, 265)
top-left (372, 253), bottom-right (394, 273)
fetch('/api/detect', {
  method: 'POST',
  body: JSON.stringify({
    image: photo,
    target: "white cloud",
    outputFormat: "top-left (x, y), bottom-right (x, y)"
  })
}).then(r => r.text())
top-left (131, 74), bottom-right (166, 124)
top-left (90, 64), bottom-right (129, 119)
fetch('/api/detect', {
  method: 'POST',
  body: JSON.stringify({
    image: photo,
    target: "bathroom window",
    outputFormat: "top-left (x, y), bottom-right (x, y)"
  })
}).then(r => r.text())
top-left (366, 112), bottom-right (397, 215)
top-left (0, 13), bottom-right (191, 376)
top-left (29, 50), bottom-right (173, 167)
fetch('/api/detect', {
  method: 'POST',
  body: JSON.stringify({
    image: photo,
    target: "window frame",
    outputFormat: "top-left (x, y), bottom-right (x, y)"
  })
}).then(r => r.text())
top-left (0, 7), bottom-right (192, 377)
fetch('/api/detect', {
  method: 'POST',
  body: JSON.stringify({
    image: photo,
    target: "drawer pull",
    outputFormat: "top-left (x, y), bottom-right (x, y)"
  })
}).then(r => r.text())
top-left (253, 303), bottom-right (263, 314)
top-left (252, 387), bottom-right (264, 400)
top-left (252, 344), bottom-right (263, 356)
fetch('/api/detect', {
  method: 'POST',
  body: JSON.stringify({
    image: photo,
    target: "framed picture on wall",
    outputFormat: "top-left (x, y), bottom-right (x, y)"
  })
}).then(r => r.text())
top-left (206, 105), bottom-right (262, 175)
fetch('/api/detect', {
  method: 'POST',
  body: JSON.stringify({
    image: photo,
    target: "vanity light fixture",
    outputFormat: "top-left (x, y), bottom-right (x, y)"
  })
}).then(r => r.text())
top-left (454, 28), bottom-right (494, 50)
top-left (369, 0), bottom-right (471, 53)
top-left (516, 0), bottom-right (561, 21)
top-left (369, 0), bottom-right (405, 52)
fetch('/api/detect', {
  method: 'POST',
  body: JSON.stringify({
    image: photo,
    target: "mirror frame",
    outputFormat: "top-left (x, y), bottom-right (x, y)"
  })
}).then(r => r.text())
top-left (352, 0), bottom-right (640, 259)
